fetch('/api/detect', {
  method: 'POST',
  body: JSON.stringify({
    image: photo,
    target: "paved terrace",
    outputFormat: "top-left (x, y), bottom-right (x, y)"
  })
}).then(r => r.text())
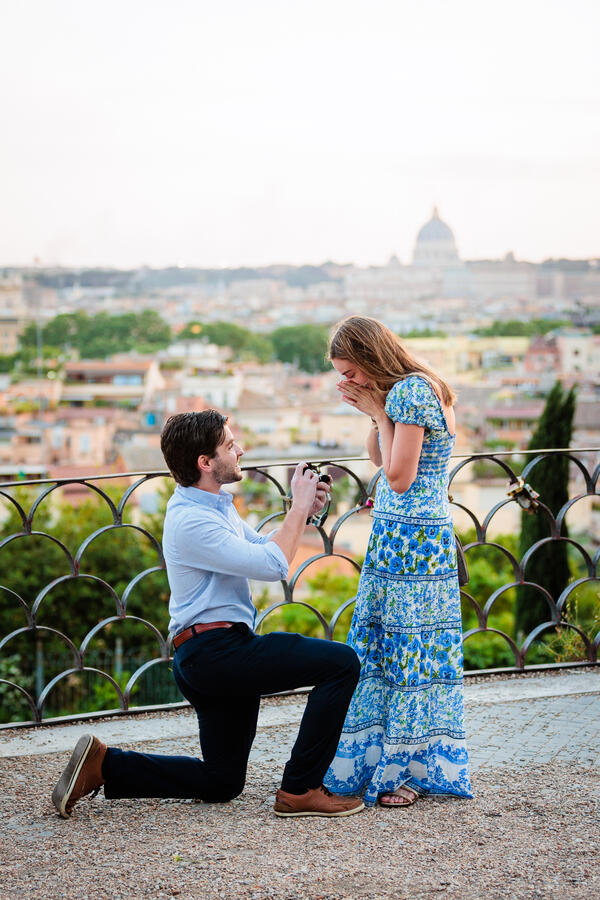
top-left (1, 668), bottom-right (599, 900)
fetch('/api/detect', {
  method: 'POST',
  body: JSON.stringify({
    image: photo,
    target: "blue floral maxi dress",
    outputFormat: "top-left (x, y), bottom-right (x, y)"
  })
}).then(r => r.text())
top-left (324, 375), bottom-right (472, 806)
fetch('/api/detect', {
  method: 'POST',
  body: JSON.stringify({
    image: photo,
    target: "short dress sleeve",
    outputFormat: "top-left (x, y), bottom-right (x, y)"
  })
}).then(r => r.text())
top-left (384, 376), bottom-right (442, 431)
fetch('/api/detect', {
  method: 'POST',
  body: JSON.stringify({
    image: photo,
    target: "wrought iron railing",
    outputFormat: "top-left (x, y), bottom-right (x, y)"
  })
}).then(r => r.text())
top-left (1, 448), bottom-right (598, 726)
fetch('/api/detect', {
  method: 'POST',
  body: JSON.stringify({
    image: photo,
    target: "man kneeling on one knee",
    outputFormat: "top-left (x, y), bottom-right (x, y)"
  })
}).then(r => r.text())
top-left (52, 410), bottom-right (364, 819)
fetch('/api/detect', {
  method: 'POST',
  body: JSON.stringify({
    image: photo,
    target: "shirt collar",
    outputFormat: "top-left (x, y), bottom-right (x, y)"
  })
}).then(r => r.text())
top-left (176, 484), bottom-right (234, 509)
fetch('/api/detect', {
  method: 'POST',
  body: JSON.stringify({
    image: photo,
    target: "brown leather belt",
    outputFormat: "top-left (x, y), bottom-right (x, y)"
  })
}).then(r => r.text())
top-left (173, 621), bottom-right (233, 649)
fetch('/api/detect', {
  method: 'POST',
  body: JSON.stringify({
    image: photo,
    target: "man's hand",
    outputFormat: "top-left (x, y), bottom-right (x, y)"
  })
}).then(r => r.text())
top-left (290, 462), bottom-right (318, 515)
top-left (308, 481), bottom-right (331, 518)
top-left (271, 463), bottom-right (321, 565)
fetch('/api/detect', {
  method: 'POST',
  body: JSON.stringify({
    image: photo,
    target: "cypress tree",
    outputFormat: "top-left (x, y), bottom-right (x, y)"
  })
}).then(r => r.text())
top-left (515, 382), bottom-right (576, 638)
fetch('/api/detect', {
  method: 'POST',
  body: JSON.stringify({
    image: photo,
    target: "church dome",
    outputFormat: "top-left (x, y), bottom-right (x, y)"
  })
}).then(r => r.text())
top-left (412, 206), bottom-right (460, 268)
top-left (416, 206), bottom-right (455, 243)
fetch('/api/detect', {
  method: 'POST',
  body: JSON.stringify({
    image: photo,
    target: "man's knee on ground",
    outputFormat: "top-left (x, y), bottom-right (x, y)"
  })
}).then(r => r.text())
top-left (200, 771), bottom-right (246, 803)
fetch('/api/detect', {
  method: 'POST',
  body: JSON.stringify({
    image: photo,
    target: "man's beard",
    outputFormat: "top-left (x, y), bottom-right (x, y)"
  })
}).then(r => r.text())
top-left (212, 457), bottom-right (243, 485)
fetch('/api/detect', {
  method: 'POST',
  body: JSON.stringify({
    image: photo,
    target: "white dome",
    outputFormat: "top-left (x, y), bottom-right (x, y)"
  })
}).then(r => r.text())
top-left (412, 207), bottom-right (459, 267)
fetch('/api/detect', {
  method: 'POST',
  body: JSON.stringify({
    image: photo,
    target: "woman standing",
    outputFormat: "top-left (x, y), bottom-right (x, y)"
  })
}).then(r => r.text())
top-left (323, 316), bottom-right (472, 808)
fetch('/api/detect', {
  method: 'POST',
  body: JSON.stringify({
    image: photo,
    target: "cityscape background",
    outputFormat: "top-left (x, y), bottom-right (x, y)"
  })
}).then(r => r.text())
top-left (1, 203), bottom-right (599, 544)
top-left (0, 1), bottom-right (599, 717)
top-left (2, 199), bottom-right (600, 711)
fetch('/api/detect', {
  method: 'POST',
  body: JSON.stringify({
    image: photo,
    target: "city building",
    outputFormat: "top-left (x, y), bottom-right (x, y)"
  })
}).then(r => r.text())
top-left (61, 358), bottom-right (165, 408)
top-left (0, 273), bottom-right (28, 355)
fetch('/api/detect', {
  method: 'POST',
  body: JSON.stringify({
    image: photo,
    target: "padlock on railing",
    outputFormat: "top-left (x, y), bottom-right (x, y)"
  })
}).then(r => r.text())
top-left (507, 477), bottom-right (540, 513)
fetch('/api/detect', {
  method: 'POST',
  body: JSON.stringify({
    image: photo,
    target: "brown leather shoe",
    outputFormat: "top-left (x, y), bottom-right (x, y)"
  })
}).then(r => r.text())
top-left (273, 785), bottom-right (364, 818)
top-left (52, 734), bottom-right (107, 819)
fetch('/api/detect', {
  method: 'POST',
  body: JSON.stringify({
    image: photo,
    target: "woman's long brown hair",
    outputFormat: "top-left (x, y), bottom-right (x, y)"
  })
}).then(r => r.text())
top-left (328, 315), bottom-right (456, 406)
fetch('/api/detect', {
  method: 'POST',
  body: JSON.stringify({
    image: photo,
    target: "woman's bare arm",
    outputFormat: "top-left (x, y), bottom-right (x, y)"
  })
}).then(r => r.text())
top-left (366, 422), bottom-right (382, 466)
top-left (373, 413), bottom-right (424, 494)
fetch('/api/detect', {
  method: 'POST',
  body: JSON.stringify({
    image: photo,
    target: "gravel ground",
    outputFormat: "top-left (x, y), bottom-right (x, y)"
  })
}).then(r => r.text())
top-left (1, 674), bottom-right (599, 899)
top-left (1, 749), bottom-right (598, 900)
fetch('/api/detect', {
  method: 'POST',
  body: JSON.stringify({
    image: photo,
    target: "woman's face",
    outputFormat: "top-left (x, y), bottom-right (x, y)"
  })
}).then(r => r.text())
top-left (331, 357), bottom-right (372, 387)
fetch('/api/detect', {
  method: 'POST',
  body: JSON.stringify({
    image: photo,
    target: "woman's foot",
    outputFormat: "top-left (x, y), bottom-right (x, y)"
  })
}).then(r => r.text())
top-left (379, 786), bottom-right (419, 808)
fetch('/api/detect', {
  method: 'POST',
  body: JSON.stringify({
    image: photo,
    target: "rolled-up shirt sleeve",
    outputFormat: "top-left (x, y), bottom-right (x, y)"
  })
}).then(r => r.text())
top-left (176, 516), bottom-right (288, 581)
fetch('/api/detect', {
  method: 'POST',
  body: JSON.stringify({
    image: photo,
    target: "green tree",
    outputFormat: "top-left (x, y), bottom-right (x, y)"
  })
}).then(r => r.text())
top-left (400, 328), bottom-right (447, 338)
top-left (180, 321), bottom-right (250, 352)
top-left (21, 312), bottom-right (82, 349)
top-left (0, 353), bottom-right (17, 374)
top-left (0, 487), bottom-right (169, 640)
top-left (0, 485), bottom-right (171, 721)
top-left (242, 332), bottom-right (273, 363)
top-left (130, 310), bottom-right (172, 349)
top-left (256, 565), bottom-right (360, 639)
top-left (19, 310), bottom-right (172, 360)
top-left (271, 324), bottom-right (330, 372)
top-left (515, 382), bottom-right (576, 637)
top-left (177, 321), bottom-right (273, 363)
top-left (473, 319), bottom-right (570, 337)
top-left (176, 321), bottom-right (205, 341)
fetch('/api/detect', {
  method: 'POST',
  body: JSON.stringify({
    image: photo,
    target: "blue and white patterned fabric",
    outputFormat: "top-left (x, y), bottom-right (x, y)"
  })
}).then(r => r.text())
top-left (324, 375), bottom-right (472, 806)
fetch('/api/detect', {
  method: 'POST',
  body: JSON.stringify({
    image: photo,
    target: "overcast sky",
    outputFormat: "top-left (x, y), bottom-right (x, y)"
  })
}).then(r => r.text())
top-left (1, 0), bottom-right (599, 268)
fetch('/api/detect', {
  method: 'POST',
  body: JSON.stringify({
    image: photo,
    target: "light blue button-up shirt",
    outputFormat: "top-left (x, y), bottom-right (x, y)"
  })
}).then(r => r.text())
top-left (163, 484), bottom-right (288, 635)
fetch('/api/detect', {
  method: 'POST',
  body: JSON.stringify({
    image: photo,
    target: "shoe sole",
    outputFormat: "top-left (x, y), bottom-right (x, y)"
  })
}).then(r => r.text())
top-left (52, 733), bottom-right (95, 819)
top-left (379, 799), bottom-right (417, 808)
top-left (273, 801), bottom-right (365, 818)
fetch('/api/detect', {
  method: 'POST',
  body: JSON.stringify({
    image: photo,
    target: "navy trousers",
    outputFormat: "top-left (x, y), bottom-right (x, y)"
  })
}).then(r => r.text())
top-left (103, 624), bottom-right (360, 802)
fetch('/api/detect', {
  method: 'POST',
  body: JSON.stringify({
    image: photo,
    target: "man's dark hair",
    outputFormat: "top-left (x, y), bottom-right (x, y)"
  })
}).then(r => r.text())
top-left (160, 410), bottom-right (228, 486)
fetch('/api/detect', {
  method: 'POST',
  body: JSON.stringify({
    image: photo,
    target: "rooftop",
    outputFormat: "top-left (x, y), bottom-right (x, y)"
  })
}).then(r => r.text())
top-left (64, 360), bottom-right (154, 374)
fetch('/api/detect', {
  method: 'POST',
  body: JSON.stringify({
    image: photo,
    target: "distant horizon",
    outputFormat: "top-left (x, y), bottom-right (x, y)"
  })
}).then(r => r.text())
top-left (3, 247), bottom-right (600, 273)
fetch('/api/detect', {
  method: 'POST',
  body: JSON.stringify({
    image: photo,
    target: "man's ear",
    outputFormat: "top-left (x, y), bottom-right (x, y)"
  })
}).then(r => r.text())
top-left (197, 454), bottom-right (213, 476)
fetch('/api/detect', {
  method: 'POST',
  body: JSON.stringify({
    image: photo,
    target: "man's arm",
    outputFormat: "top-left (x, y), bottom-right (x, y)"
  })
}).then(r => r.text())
top-left (174, 514), bottom-right (289, 581)
top-left (240, 519), bottom-right (274, 544)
